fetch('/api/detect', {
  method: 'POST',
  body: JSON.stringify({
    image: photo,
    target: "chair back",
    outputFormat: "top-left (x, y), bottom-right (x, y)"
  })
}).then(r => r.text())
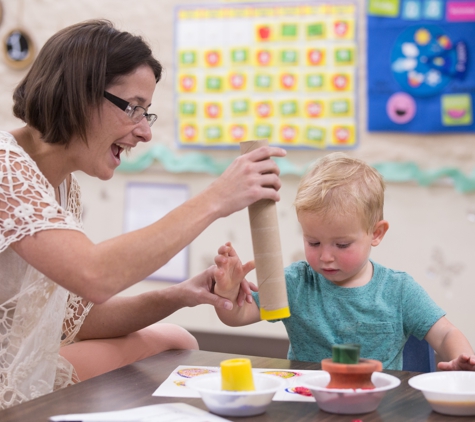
top-left (402, 335), bottom-right (436, 372)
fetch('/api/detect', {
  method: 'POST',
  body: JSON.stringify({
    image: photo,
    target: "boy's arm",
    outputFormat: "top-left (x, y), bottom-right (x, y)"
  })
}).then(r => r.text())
top-left (213, 242), bottom-right (261, 327)
top-left (425, 316), bottom-right (475, 371)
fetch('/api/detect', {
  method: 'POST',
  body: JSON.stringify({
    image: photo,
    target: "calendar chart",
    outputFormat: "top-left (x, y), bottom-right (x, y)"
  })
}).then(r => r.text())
top-left (175, 2), bottom-right (358, 149)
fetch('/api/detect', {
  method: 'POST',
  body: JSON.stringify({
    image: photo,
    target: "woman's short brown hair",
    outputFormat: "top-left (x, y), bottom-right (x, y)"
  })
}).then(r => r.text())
top-left (12, 19), bottom-right (162, 146)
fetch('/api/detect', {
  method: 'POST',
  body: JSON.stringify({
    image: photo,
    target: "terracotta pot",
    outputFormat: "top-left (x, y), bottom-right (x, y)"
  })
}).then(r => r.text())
top-left (321, 358), bottom-right (383, 389)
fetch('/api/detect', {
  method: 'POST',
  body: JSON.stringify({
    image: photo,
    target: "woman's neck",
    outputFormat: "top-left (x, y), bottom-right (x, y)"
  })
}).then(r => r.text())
top-left (10, 126), bottom-right (71, 188)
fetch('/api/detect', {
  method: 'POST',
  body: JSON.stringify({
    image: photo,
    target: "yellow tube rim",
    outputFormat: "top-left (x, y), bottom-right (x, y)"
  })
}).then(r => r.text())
top-left (260, 306), bottom-right (290, 321)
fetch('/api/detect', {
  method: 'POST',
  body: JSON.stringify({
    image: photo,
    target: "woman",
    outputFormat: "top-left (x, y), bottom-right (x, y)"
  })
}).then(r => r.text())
top-left (0, 20), bottom-right (286, 408)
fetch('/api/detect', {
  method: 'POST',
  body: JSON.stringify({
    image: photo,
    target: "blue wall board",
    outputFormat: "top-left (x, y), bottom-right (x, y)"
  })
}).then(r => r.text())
top-left (367, 0), bottom-right (475, 133)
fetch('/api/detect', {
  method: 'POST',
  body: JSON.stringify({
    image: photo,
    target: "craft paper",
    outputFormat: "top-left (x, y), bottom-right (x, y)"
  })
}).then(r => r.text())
top-left (175, 2), bottom-right (358, 149)
top-left (49, 403), bottom-right (230, 422)
top-left (367, 0), bottom-right (475, 132)
top-left (153, 365), bottom-right (320, 402)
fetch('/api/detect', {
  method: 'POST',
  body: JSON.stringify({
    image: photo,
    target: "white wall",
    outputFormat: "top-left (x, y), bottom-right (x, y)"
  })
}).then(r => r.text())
top-left (1, 0), bottom-right (474, 346)
top-left (75, 170), bottom-right (475, 345)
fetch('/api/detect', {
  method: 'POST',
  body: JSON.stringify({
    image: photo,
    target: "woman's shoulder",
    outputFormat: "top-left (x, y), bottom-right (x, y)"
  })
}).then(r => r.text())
top-left (0, 131), bottom-right (56, 207)
top-left (0, 130), bottom-right (45, 175)
top-left (0, 130), bottom-right (19, 147)
top-left (0, 130), bottom-right (34, 161)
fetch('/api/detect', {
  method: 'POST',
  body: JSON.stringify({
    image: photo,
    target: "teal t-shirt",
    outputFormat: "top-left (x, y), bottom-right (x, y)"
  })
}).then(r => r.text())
top-left (252, 260), bottom-right (445, 370)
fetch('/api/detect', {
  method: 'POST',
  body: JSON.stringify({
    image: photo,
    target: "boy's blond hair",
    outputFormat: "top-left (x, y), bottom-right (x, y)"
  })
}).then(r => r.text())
top-left (294, 152), bottom-right (385, 232)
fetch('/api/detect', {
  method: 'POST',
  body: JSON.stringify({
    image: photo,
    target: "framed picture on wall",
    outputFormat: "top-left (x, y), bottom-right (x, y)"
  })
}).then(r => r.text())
top-left (2, 28), bottom-right (35, 69)
top-left (123, 182), bottom-right (190, 283)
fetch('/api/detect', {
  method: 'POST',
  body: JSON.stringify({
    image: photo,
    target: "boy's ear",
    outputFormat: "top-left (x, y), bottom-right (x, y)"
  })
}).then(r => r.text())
top-left (371, 220), bottom-right (389, 247)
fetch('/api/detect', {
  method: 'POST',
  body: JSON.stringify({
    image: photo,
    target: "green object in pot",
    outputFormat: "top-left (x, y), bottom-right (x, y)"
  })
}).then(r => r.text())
top-left (332, 344), bottom-right (361, 364)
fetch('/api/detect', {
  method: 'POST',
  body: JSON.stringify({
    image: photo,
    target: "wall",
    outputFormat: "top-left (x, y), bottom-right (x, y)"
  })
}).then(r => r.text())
top-left (0, 0), bottom-right (474, 347)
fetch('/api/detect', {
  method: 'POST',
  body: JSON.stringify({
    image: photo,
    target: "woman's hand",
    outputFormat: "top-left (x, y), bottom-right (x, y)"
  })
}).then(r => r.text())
top-left (175, 263), bottom-right (257, 311)
top-left (204, 146), bottom-right (287, 218)
top-left (176, 266), bottom-right (234, 310)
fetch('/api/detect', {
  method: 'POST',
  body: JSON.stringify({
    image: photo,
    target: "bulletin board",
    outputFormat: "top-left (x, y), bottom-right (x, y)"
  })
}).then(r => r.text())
top-left (175, 2), bottom-right (358, 149)
top-left (367, 0), bottom-right (475, 133)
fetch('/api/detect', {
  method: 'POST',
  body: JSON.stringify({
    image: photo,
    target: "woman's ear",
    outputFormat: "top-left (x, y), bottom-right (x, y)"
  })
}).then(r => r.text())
top-left (371, 220), bottom-right (389, 247)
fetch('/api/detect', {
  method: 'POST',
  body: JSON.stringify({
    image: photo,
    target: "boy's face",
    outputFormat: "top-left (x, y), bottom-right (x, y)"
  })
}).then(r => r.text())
top-left (298, 211), bottom-right (385, 288)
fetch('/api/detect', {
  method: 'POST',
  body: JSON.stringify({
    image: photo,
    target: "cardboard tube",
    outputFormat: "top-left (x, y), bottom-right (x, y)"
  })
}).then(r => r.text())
top-left (240, 140), bottom-right (290, 320)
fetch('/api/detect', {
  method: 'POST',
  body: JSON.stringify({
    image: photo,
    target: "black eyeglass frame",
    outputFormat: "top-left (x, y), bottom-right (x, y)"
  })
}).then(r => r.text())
top-left (103, 91), bottom-right (157, 127)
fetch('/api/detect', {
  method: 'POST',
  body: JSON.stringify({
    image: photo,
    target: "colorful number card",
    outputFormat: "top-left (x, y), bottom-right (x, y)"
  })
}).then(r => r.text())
top-left (367, 0), bottom-right (475, 133)
top-left (175, 2), bottom-right (358, 149)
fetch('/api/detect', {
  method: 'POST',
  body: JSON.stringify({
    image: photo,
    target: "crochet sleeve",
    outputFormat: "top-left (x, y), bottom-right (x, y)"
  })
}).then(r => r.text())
top-left (0, 145), bottom-right (83, 252)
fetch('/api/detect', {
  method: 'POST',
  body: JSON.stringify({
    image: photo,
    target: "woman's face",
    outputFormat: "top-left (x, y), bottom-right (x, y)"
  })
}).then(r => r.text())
top-left (72, 64), bottom-right (157, 180)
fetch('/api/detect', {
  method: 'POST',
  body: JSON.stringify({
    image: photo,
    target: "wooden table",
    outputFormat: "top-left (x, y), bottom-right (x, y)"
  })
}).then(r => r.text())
top-left (0, 349), bottom-right (465, 421)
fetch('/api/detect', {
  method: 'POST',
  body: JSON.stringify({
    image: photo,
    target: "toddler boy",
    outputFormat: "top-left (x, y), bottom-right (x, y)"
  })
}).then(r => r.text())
top-left (213, 152), bottom-right (475, 370)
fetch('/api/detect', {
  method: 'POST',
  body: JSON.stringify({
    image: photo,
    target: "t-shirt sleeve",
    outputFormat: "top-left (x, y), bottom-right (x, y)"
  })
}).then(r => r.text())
top-left (0, 145), bottom-right (83, 252)
top-left (251, 290), bottom-right (260, 308)
top-left (402, 275), bottom-right (446, 340)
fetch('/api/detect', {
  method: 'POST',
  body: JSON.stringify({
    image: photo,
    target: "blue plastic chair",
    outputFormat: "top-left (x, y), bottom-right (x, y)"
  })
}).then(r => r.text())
top-left (402, 335), bottom-right (436, 372)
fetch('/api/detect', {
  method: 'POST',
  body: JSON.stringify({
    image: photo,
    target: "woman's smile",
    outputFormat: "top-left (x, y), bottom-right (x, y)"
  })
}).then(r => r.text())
top-left (111, 142), bottom-right (132, 163)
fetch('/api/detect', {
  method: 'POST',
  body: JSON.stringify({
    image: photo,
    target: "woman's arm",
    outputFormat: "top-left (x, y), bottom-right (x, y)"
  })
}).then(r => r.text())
top-left (11, 146), bottom-right (286, 303)
top-left (75, 266), bottom-right (228, 339)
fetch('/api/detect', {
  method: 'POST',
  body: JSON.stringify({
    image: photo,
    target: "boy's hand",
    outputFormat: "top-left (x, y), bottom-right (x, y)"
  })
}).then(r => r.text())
top-left (236, 279), bottom-right (258, 307)
top-left (425, 317), bottom-right (475, 371)
top-left (214, 242), bottom-right (255, 297)
top-left (212, 243), bottom-right (262, 327)
top-left (438, 354), bottom-right (475, 371)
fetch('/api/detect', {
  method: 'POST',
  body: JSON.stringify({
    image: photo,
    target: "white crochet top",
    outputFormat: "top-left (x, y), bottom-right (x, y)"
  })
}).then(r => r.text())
top-left (0, 131), bottom-right (93, 409)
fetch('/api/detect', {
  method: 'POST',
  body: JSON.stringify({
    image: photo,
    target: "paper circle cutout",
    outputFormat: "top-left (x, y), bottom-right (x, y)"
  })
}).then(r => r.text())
top-left (390, 25), bottom-right (458, 97)
top-left (386, 92), bottom-right (417, 124)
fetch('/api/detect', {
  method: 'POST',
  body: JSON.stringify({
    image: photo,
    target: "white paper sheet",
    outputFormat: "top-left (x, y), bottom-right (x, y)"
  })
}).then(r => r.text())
top-left (49, 402), bottom-right (230, 422)
top-left (123, 182), bottom-right (189, 282)
top-left (153, 365), bottom-right (319, 402)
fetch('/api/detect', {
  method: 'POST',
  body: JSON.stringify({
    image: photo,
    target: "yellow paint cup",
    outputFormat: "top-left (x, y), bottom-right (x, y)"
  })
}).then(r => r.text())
top-left (220, 358), bottom-right (255, 391)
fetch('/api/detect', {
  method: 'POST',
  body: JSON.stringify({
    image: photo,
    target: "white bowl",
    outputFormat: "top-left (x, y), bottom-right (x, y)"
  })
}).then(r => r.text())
top-left (186, 373), bottom-right (286, 417)
top-left (301, 370), bottom-right (401, 414)
top-left (408, 371), bottom-right (475, 416)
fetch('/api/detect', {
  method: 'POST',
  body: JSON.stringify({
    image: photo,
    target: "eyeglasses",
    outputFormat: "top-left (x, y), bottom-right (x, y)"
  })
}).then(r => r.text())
top-left (103, 91), bottom-right (157, 127)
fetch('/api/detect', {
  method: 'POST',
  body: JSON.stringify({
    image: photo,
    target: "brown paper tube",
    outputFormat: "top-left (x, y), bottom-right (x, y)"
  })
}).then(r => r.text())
top-left (240, 140), bottom-right (290, 320)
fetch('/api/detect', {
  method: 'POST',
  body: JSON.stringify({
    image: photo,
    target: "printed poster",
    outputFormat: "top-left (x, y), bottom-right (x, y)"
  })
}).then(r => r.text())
top-left (175, 2), bottom-right (358, 149)
top-left (367, 0), bottom-right (475, 132)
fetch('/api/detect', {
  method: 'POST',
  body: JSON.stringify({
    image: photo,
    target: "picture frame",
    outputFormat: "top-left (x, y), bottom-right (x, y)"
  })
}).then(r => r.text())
top-left (3, 28), bottom-right (35, 69)
top-left (123, 182), bottom-right (190, 283)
